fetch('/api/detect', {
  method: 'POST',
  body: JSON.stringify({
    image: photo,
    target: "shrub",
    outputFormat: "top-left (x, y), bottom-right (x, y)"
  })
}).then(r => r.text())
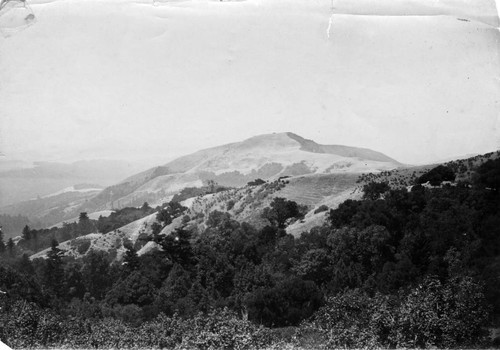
top-left (179, 308), bottom-right (268, 349)
top-left (226, 200), bottom-right (236, 211)
top-left (247, 179), bottom-right (266, 186)
top-left (76, 239), bottom-right (92, 254)
top-left (300, 289), bottom-right (382, 348)
top-left (182, 215), bottom-right (191, 225)
top-left (0, 300), bottom-right (67, 349)
top-left (298, 276), bottom-right (490, 349)
top-left (313, 205), bottom-right (329, 214)
top-left (395, 276), bottom-right (489, 348)
top-left (362, 181), bottom-right (390, 200)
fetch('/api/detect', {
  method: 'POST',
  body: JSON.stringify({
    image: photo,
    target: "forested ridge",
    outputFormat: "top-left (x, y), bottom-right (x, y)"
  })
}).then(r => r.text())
top-left (0, 155), bottom-right (499, 349)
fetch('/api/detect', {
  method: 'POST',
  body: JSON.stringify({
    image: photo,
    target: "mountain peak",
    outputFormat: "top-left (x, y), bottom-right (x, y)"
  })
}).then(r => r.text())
top-left (235, 132), bottom-right (400, 164)
top-left (72, 132), bottom-right (401, 213)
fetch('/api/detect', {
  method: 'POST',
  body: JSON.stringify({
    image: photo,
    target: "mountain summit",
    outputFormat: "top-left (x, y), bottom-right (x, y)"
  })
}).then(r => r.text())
top-left (284, 133), bottom-right (399, 163)
top-left (152, 132), bottom-right (399, 176)
top-left (79, 132), bottom-right (400, 211)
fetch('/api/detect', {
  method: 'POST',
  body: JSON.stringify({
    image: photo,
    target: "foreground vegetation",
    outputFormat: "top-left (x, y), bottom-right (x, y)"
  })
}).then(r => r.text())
top-left (0, 156), bottom-right (499, 348)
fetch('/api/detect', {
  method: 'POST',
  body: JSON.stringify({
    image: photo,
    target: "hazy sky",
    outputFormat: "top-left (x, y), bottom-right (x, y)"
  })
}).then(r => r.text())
top-left (0, 0), bottom-right (499, 165)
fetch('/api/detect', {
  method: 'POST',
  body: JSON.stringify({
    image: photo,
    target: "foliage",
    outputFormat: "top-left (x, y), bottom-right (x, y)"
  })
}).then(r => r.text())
top-left (362, 181), bottom-right (390, 200)
top-left (301, 276), bottom-right (489, 349)
top-left (156, 201), bottom-right (188, 227)
top-left (395, 276), bottom-right (489, 348)
top-left (262, 197), bottom-right (303, 229)
top-left (0, 152), bottom-right (499, 348)
top-left (245, 277), bottom-right (323, 327)
top-left (313, 205), bottom-right (328, 214)
top-left (476, 157), bottom-right (500, 191)
top-left (247, 178), bottom-right (266, 186)
top-left (416, 165), bottom-right (456, 186)
top-left (97, 206), bottom-right (154, 233)
top-left (300, 289), bottom-right (385, 349)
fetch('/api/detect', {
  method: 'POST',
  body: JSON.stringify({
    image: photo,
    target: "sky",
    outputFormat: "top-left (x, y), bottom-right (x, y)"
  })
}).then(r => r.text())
top-left (0, 0), bottom-right (499, 166)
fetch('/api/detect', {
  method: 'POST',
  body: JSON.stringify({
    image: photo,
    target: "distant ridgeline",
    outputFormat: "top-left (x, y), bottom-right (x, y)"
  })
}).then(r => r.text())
top-left (357, 150), bottom-right (500, 188)
top-left (0, 151), bottom-right (499, 348)
top-left (9, 205), bottom-right (156, 256)
top-left (0, 213), bottom-right (37, 238)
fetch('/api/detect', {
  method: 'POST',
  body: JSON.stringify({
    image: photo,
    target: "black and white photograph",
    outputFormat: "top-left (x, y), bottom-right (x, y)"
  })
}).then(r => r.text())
top-left (0, 0), bottom-right (499, 348)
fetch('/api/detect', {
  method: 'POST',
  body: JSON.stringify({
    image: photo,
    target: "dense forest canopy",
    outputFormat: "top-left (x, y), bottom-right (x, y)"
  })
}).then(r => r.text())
top-left (0, 154), bottom-right (499, 348)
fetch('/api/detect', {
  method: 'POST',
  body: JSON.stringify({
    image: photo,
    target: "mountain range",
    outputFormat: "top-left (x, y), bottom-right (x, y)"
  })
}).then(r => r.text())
top-left (25, 133), bottom-right (500, 262)
top-left (0, 159), bottom-right (149, 208)
top-left (79, 132), bottom-right (400, 211)
top-left (1, 132), bottom-right (400, 227)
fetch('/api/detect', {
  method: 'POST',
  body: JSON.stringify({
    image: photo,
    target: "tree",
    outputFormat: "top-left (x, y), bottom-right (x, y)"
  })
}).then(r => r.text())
top-left (156, 202), bottom-right (187, 228)
top-left (123, 243), bottom-right (140, 273)
top-left (105, 271), bottom-right (156, 307)
top-left (362, 181), bottom-right (390, 200)
top-left (151, 222), bottom-right (163, 242)
top-left (64, 262), bottom-right (86, 301)
top-left (293, 248), bottom-right (331, 286)
top-left (16, 253), bottom-right (35, 276)
top-left (79, 212), bottom-right (89, 222)
top-left (417, 165), bottom-right (455, 186)
top-left (7, 238), bottom-right (14, 256)
top-left (247, 179), bottom-right (266, 186)
top-left (244, 277), bottom-right (323, 327)
top-left (262, 197), bottom-right (301, 229)
top-left (0, 226), bottom-right (5, 253)
top-left (158, 228), bottom-right (194, 266)
top-left (43, 239), bottom-right (65, 298)
top-left (154, 264), bottom-right (192, 316)
top-left (207, 179), bottom-right (217, 193)
top-left (205, 210), bottom-right (232, 230)
top-left (328, 199), bottom-right (361, 228)
top-left (82, 251), bottom-right (112, 300)
top-left (22, 225), bottom-right (31, 241)
top-left (476, 157), bottom-right (500, 191)
top-left (156, 209), bottom-right (172, 227)
top-left (77, 212), bottom-right (94, 236)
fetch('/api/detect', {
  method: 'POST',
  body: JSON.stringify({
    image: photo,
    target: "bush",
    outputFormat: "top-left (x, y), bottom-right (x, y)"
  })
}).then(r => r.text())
top-left (298, 276), bottom-right (490, 349)
top-left (299, 289), bottom-right (384, 348)
top-left (76, 239), bottom-right (92, 254)
top-left (180, 308), bottom-right (269, 349)
top-left (226, 200), bottom-right (236, 211)
top-left (247, 179), bottom-right (266, 186)
top-left (313, 205), bottom-right (329, 214)
top-left (0, 300), bottom-right (67, 348)
top-left (395, 276), bottom-right (489, 348)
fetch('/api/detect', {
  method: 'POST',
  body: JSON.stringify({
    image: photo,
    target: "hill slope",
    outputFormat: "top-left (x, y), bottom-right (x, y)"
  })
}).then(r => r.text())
top-left (31, 173), bottom-right (363, 261)
top-left (10, 133), bottom-right (399, 228)
top-left (78, 132), bottom-right (400, 213)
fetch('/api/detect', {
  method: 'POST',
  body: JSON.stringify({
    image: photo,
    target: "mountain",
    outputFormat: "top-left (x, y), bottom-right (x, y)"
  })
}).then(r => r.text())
top-left (31, 175), bottom-right (362, 261)
top-left (28, 132), bottom-right (402, 259)
top-left (3, 133), bottom-right (400, 228)
top-left (77, 132), bottom-right (401, 213)
top-left (30, 148), bottom-right (500, 262)
top-left (0, 159), bottom-right (150, 208)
